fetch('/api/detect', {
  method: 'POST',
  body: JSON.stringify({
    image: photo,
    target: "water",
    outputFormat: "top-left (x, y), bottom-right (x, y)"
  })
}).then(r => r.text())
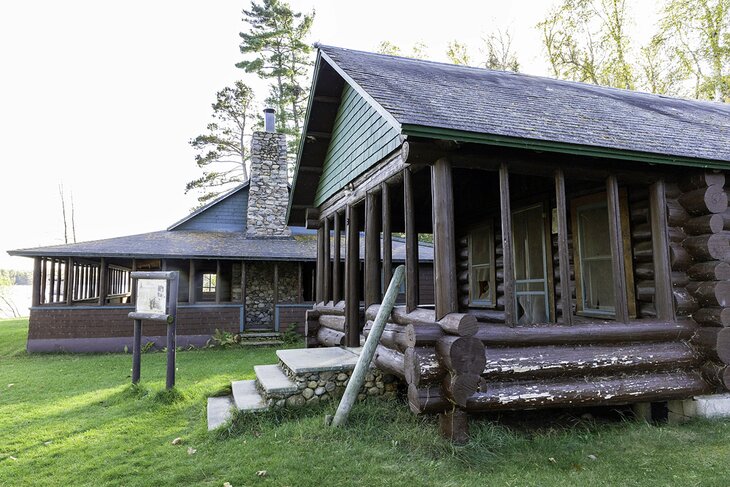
top-left (0, 285), bottom-right (31, 318)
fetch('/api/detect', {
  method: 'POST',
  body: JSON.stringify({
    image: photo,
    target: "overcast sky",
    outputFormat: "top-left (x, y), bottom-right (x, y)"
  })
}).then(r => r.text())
top-left (0, 0), bottom-right (658, 270)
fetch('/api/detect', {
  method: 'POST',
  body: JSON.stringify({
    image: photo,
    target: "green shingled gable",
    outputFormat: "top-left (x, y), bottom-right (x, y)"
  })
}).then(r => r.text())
top-left (314, 83), bottom-right (401, 206)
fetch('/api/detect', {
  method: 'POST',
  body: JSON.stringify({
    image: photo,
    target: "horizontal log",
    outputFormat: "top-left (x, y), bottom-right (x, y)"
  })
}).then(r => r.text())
top-left (688, 261), bottom-right (730, 281)
top-left (667, 199), bottom-right (690, 226)
top-left (702, 363), bottom-right (730, 390)
top-left (633, 241), bottom-right (653, 263)
top-left (682, 233), bottom-right (730, 262)
top-left (674, 287), bottom-right (700, 316)
top-left (670, 242), bottom-right (692, 271)
top-left (443, 372), bottom-right (480, 407)
top-left (686, 281), bottom-right (730, 307)
top-left (638, 302), bottom-right (657, 318)
top-left (634, 262), bottom-right (654, 280)
top-left (637, 275), bottom-right (689, 302)
top-left (690, 327), bottom-right (730, 363)
top-left (630, 206), bottom-right (649, 225)
top-left (678, 172), bottom-right (725, 192)
top-left (631, 223), bottom-right (651, 241)
top-left (457, 269), bottom-right (469, 283)
top-left (439, 312), bottom-right (478, 336)
top-left (363, 321), bottom-right (411, 352)
top-left (407, 384), bottom-right (450, 414)
top-left (319, 314), bottom-right (345, 332)
top-left (404, 322), bottom-right (444, 347)
top-left (314, 301), bottom-right (345, 316)
top-left (678, 185), bottom-right (728, 215)
top-left (464, 371), bottom-right (711, 412)
top-left (474, 320), bottom-right (696, 347)
top-left (374, 344), bottom-right (405, 380)
top-left (436, 336), bottom-right (486, 375)
top-left (467, 308), bottom-right (506, 323)
top-left (404, 346), bottom-right (443, 387)
top-left (669, 226), bottom-right (687, 242)
top-left (684, 213), bottom-right (724, 235)
top-left (482, 342), bottom-right (700, 381)
top-left (693, 307), bottom-right (730, 327)
top-left (366, 305), bottom-right (477, 337)
top-left (317, 326), bottom-right (344, 347)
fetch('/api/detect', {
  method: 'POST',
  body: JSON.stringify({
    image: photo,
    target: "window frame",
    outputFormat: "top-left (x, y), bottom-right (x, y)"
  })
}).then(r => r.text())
top-left (571, 190), bottom-right (636, 319)
top-left (201, 273), bottom-right (217, 295)
top-left (468, 222), bottom-right (496, 308)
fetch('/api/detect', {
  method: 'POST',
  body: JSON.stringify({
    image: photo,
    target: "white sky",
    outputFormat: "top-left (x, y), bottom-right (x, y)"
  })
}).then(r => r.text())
top-left (0, 0), bottom-right (658, 271)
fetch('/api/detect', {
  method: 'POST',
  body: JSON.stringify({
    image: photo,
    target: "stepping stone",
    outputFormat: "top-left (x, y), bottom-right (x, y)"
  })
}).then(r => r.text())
top-left (277, 347), bottom-right (361, 375)
top-left (231, 380), bottom-right (269, 412)
top-left (255, 364), bottom-right (297, 396)
top-left (207, 396), bottom-right (234, 431)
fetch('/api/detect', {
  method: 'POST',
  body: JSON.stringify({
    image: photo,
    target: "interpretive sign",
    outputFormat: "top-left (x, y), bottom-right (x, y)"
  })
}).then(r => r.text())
top-left (136, 279), bottom-right (167, 315)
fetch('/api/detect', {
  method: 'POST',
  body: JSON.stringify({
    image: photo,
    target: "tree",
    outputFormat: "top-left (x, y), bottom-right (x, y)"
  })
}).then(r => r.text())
top-left (446, 41), bottom-right (471, 65)
top-left (376, 41), bottom-right (430, 59)
top-left (538, 0), bottom-right (635, 89)
top-left (446, 29), bottom-right (520, 72)
top-left (658, 0), bottom-right (729, 101)
top-left (186, 81), bottom-right (256, 205)
top-left (237, 0), bottom-right (314, 161)
top-left (58, 184), bottom-right (77, 244)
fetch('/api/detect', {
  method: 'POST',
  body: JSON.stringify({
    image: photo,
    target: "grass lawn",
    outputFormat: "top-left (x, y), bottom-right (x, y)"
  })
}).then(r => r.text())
top-left (1, 318), bottom-right (730, 486)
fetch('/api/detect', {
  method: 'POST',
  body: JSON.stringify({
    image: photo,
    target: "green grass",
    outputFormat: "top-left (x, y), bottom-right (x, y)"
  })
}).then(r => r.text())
top-left (1, 317), bottom-right (730, 486)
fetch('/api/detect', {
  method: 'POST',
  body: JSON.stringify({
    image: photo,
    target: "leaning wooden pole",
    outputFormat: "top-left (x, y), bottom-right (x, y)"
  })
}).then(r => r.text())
top-left (331, 265), bottom-right (405, 428)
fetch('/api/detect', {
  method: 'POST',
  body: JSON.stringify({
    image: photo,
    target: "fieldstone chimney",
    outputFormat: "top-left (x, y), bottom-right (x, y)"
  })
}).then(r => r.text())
top-left (245, 109), bottom-right (291, 238)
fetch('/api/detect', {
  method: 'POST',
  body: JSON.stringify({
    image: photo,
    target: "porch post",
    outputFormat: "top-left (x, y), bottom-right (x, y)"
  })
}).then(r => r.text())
top-left (273, 262), bottom-right (279, 330)
top-left (297, 261), bottom-right (303, 303)
top-left (499, 163), bottom-right (516, 325)
top-left (98, 257), bottom-right (107, 306)
top-left (404, 167), bottom-right (420, 312)
top-left (554, 169), bottom-right (573, 325)
top-left (215, 260), bottom-right (222, 304)
top-left (333, 211), bottom-right (342, 303)
top-left (606, 175), bottom-right (630, 322)
top-left (323, 217), bottom-right (332, 302)
top-left (382, 182), bottom-right (393, 288)
top-left (431, 158), bottom-right (458, 320)
top-left (32, 257), bottom-right (41, 307)
top-left (241, 260), bottom-right (247, 330)
top-left (40, 258), bottom-right (47, 304)
top-left (131, 259), bottom-right (137, 304)
top-left (365, 191), bottom-right (381, 307)
top-left (188, 260), bottom-right (196, 304)
top-left (316, 225), bottom-right (325, 303)
top-left (650, 180), bottom-right (674, 321)
top-left (345, 203), bottom-right (361, 347)
top-left (48, 259), bottom-right (56, 303)
top-left (65, 257), bottom-right (73, 306)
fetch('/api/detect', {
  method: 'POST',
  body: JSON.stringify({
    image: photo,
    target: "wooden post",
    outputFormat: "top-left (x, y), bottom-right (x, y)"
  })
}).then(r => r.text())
top-left (130, 259), bottom-right (137, 304)
top-left (404, 168), bottom-right (420, 312)
top-left (241, 260), bottom-right (247, 331)
top-left (215, 260), bottom-right (221, 304)
top-left (607, 175), bottom-right (630, 323)
top-left (365, 191), bottom-right (381, 307)
top-left (439, 408), bottom-right (469, 445)
top-left (132, 319), bottom-right (142, 384)
top-left (98, 258), bottom-right (107, 306)
top-left (382, 182), bottom-right (393, 289)
top-left (499, 163), bottom-right (516, 325)
top-left (650, 180), bottom-right (674, 322)
top-left (273, 262), bottom-right (279, 329)
top-left (166, 273), bottom-right (179, 390)
top-left (48, 259), bottom-right (56, 303)
top-left (316, 226), bottom-right (325, 303)
top-left (298, 261), bottom-right (303, 303)
top-left (73, 263), bottom-right (80, 301)
top-left (39, 258), bottom-right (47, 305)
top-left (431, 158), bottom-right (458, 320)
top-left (345, 204), bottom-right (361, 347)
top-left (32, 257), bottom-right (41, 307)
top-left (56, 259), bottom-right (63, 302)
top-left (65, 257), bottom-right (73, 306)
top-left (323, 217), bottom-right (332, 302)
top-left (188, 260), bottom-right (196, 304)
top-left (554, 169), bottom-right (573, 325)
top-left (333, 212), bottom-right (342, 303)
top-left (161, 259), bottom-right (167, 271)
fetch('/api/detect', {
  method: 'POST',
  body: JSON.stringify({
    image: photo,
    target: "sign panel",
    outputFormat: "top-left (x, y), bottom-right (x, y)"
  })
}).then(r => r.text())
top-left (136, 279), bottom-right (167, 314)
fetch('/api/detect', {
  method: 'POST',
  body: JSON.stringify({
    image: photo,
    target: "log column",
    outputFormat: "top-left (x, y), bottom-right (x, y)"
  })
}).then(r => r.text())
top-left (382, 182), bottom-right (393, 287)
top-left (554, 169), bottom-right (573, 325)
top-left (65, 257), bottom-right (73, 305)
top-left (323, 217), bottom-right (332, 303)
top-left (32, 257), bottom-right (41, 307)
top-left (215, 260), bottom-right (222, 304)
top-left (606, 175), bottom-right (630, 322)
top-left (345, 203), bottom-right (361, 347)
top-left (650, 180), bottom-right (675, 321)
top-left (241, 260), bottom-right (247, 329)
top-left (98, 258), bottom-right (107, 306)
top-left (431, 158), bottom-right (458, 320)
top-left (188, 260), bottom-right (196, 304)
top-left (365, 191), bottom-right (381, 307)
top-left (316, 225), bottom-right (325, 303)
top-left (333, 212), bottom-right (342, 303)
top-left (404, 168), bottom-right (420, 312)
top-left (499, 163), bottom-right (516, 325)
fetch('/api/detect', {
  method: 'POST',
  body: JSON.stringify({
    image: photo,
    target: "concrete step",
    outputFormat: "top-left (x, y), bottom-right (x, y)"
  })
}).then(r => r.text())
top-left (231, 380), bottom-right (269, 412)
top-left (255, 364), bottom-right (298, 397)
top-left (277, 347), bottom-right (362, 375)
top-left (240, 340), bottom-right (285, 347)
top-left (240, 332), bottom-right (281, 339)
top-left (207, 395), bottom-right (234, 431)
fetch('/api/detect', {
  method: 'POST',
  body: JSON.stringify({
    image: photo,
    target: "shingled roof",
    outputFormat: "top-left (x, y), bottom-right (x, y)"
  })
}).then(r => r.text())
top-left (319, 45), bottom-right (730, 164)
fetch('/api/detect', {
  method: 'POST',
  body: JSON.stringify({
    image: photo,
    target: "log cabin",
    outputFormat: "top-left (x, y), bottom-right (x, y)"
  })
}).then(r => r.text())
top-left (288, 45), bottom-right (730, 440)
top-left (7, 115), bottom-right (435, 352)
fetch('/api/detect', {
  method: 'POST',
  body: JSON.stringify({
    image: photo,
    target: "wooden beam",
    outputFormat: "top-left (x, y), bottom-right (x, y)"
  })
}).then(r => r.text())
top-left (404, 167), bottom-right (420, 312)
top-left (499, 163), bottom-right (516, 325)
top-left (241, 261), bottom-right (247, 329)
top-left (48, 259), bottom-right (56, 304)
top-left (554, 169), bottom-right (573, 325)
top-left (306, 208), bottom-right (321, 230)
top-left (365, 191), bottom-right (381, 307)
top-left (215, 260), bottom-right (222, 304)
top-left (323, 217), bottom-right (332, 302)
top-left (98, 258), bottom-right (107, 306)
top-left (333, 211), bottom-right (342, 303)
top-left (607, 175), bottom-right (630, 322)
top-left (650, 180), bottom-right (675, 322)
top-left (297, 261), bottom-right (303, 303)
top-left (130, 259), bottom-right (137, 304)
top-left (32, 257), bottom-right (41, 307)
top-left (188, 260), bottom-right (196, 304)
top-left (345, 204), bottom-right (361, 347)
top-left (65, 257), bottom-right (73, 306)
top-left (316, 226), bottom-right (325, 303)
top-left (274, 262), bottom-right (279, 315)
top-left (431, 158), bottom-right (458, 320)
top-left (382, 182), bottom-right (393, 288)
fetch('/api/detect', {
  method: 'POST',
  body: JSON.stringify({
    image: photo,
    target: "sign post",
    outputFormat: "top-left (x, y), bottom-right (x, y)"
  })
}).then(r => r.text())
top-left (128, 271), bottom-right (179, 389)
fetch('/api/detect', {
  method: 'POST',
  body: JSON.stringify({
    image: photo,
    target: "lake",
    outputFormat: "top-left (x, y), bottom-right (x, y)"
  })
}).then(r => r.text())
top-left (0, 285), bottom-right (32, 318)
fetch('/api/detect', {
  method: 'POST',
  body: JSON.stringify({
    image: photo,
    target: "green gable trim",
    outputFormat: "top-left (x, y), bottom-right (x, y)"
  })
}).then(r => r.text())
top-left (314, 83), bottom-right (402, 205)
top-left (402, 124), bottom-right (730, 170)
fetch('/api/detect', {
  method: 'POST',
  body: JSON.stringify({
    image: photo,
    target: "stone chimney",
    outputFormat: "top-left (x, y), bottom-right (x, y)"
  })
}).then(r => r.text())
top-left (245, 109), bottom-right (291, 238)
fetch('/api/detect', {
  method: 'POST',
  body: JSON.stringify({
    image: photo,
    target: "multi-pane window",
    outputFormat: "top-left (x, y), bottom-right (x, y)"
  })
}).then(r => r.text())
top-left (512, 205), bottom-right (550, 324)
top-left (202, 273), bottom-right (217, 294)
top-left (575, 201), bottom-right (615, 316)
top-left (469, 224), bottom-right (495, 307)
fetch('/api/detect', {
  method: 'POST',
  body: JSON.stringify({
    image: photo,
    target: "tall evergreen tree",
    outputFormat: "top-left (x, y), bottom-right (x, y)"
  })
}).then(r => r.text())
top-left (237, 0), bottom-right (314, 163)
top-left (186, 81), bottom-right (256, 205)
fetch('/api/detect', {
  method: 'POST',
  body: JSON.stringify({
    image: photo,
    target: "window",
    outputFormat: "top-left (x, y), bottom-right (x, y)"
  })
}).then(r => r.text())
top-left (202, 273), bottom-right (217, 294)
top-left (512, 204), bottom-right (550, 324)
top-left (469, 224), bottom-right (495, 307)
top-left (572, 191), bottom-right (635, 318)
